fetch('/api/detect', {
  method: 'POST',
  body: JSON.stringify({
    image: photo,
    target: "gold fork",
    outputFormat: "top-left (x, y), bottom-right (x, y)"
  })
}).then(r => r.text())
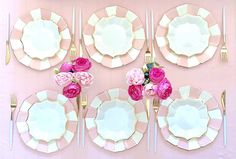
top-left (10, 95), bottom-right (17, 150)
top-left (221, 6), bottom-right (228, 62)
top-left (153, 98), bottom-right (160, 152)
top-left (81, 93), bottom-right (87, 147)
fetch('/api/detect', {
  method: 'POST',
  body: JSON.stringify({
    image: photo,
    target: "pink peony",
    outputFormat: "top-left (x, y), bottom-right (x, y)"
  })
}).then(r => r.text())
top-left (144, 83), bottom-right (158, 96)
top-left (126, 68), bottom-right (145, 85)
top-left (149, 68), bottom-right (165, 84)
top-left (63, 82), bottom-right (81, 98)
top-left (156, 78), bottom-right (172, 100)
top-left (72, 57), bottom-right (92, 72)
top-left (54, 72), bottom-right (73, 86)
top-left (59, 62), bottom-right (73, 72)
top-left (73, 72), bottom-right (94, 86)
top-left (128, 85), bottom-right (144, 101)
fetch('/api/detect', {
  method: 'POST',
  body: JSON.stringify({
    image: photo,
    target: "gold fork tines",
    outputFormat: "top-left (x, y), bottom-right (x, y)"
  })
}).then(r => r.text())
top-left (70, 42), bottom-right (77, 60)
top-left (81, 93), bottom-right (88, 116)
top-left (145, 49), bottom-right (152, 64)
top-left (220, 43), bottom-right (228, 62)
top-left (153, 98), bottom-right (160, 121)
top-left (10, 95), bottom-right (17, 120)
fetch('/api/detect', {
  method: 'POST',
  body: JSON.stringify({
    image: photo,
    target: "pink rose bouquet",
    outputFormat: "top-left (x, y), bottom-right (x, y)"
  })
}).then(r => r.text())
top-left (126, 63), bottom-right (172, 101)
top-left (54, 57), bottom-right (93, 98)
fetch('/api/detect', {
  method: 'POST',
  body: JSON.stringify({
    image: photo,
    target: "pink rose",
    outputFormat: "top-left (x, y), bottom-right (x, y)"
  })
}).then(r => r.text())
top-left (59, 62), bottom-right (73, 72)
top-left (126, 68), bottom-right (145, 85)
top-left (144, 83), bottom-right (157, 96)
top-left (63, 82), bottom-right (81, 98)
top-left (72, 57), bottom-right (92, 72)
top-left (149, 68), bottom-right (165, 84)
top-left (54, 72), bottom-right (73, 86)
top-left (73, 72), bottom-right (94, 86)
top-left (128, 85), bottom-right (144, 101)
top-left (156, 78), bottom-right (172, 100)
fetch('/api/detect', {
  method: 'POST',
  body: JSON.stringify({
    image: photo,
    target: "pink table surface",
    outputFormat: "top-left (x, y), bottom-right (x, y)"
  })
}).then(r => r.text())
top-left (0, 0), bottom-right (236, 158)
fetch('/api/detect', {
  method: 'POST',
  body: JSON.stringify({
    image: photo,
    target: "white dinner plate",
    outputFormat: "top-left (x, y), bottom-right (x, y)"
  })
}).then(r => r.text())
top-left (167, 98), bottom-right (209, 140)
top-left (93, 16), bottom-right (134, 57)
top-left (27, 100), bottom-right (67, 142)
top-left (22, 20), bottom-right (61, 60)
top-left (167, 14), bottom-right (210, 57)
top-left (95, 99), bottom-right (137, 142)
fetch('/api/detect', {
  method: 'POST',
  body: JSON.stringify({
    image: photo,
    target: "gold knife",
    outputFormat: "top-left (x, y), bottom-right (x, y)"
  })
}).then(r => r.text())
top-left (221, 90), bottom-right (227, 146)
top-left (5, 13), bottom-right (11, 65)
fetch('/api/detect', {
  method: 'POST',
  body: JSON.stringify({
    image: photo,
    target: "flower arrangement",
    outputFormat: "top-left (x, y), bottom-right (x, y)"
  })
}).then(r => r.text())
top-left (54, 57), bottom-right (94, 98)
top-left (126, 63), bottom-right (172, 101)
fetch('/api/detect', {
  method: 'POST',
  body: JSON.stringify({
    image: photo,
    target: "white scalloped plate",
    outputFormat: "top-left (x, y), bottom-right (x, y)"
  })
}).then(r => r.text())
top-left (167, 98), bottom-right (209, 140)
top-left (93, 16), bottom-right (134, 57)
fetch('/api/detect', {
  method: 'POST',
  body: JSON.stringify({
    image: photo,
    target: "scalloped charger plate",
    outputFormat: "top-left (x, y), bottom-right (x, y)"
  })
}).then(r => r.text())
top-left (158, 86), bottom-right (222, 150)
top-left (16, 90), bottom-right (77, 153)
top-left (10, 8), bottom-right (71, 71)
top-left (86, 88), bottom-right (148, 152)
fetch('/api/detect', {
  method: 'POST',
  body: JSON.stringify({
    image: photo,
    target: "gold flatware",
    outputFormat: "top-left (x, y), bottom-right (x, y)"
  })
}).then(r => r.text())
top-left (76, 95), bottom-right (80, 145)
top-left (145, 10), bottom-right (151, 152)
top-left (221, 90), bottom-right (227, 146)
top-left (70, 7), bottom-right (77, 60)
top-left (6, 13), bottom-right (11, 65)
top-left (221, 6), bottom-right (228, 62)
top-left (81, 93), bottom-right (87, 147)
top-left (10, 94), bottom-right (17, 150)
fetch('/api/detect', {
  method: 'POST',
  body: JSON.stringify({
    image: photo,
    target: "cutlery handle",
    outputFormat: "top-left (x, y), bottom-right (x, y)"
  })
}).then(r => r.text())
top-left (154, 121), bottom-right (157, 152)
top-left (79, 41), bottom-right (83, 57)
top-left (147, 122), bottom-right (150, 151)
top-left (152, 41), bottom-right (156, 62)
top-left (224, 115), bottom-right (227, 146)
top-left (5, 41), bottom-right (10, 65)
top-left (145, 11), bottom-right (149, 49)
top-left (223, 7), bottom-right (226, 42)
top-left (77, 115), bottom-right (80, 145)
top-left (9, 120), bottom-right (13, 150)
top-left (82, 118), bottom-right (85, 147)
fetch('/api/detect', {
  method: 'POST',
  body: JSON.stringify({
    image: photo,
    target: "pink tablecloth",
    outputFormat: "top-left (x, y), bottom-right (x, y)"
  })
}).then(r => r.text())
top-left (0, 0), bottom-right (236, 158)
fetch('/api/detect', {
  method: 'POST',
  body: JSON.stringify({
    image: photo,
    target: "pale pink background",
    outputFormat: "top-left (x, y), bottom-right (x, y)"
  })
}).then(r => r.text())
top-left (0, 0), bottom-right (236, 158)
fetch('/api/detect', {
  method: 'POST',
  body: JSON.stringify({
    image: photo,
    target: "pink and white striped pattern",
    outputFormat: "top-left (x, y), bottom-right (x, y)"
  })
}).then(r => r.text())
top-left (83, 6), bottom-right (145, 68)
top-left (158, 86), bottom-right (222, 150)
top-left (10, 8), bottom-right (71, 71)
top-left (155, 4), bottom-right (221, 68)
top-left (85, 88), bottom-right (148, 152)
top-left (16, 90), bottom-right (77, 153)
